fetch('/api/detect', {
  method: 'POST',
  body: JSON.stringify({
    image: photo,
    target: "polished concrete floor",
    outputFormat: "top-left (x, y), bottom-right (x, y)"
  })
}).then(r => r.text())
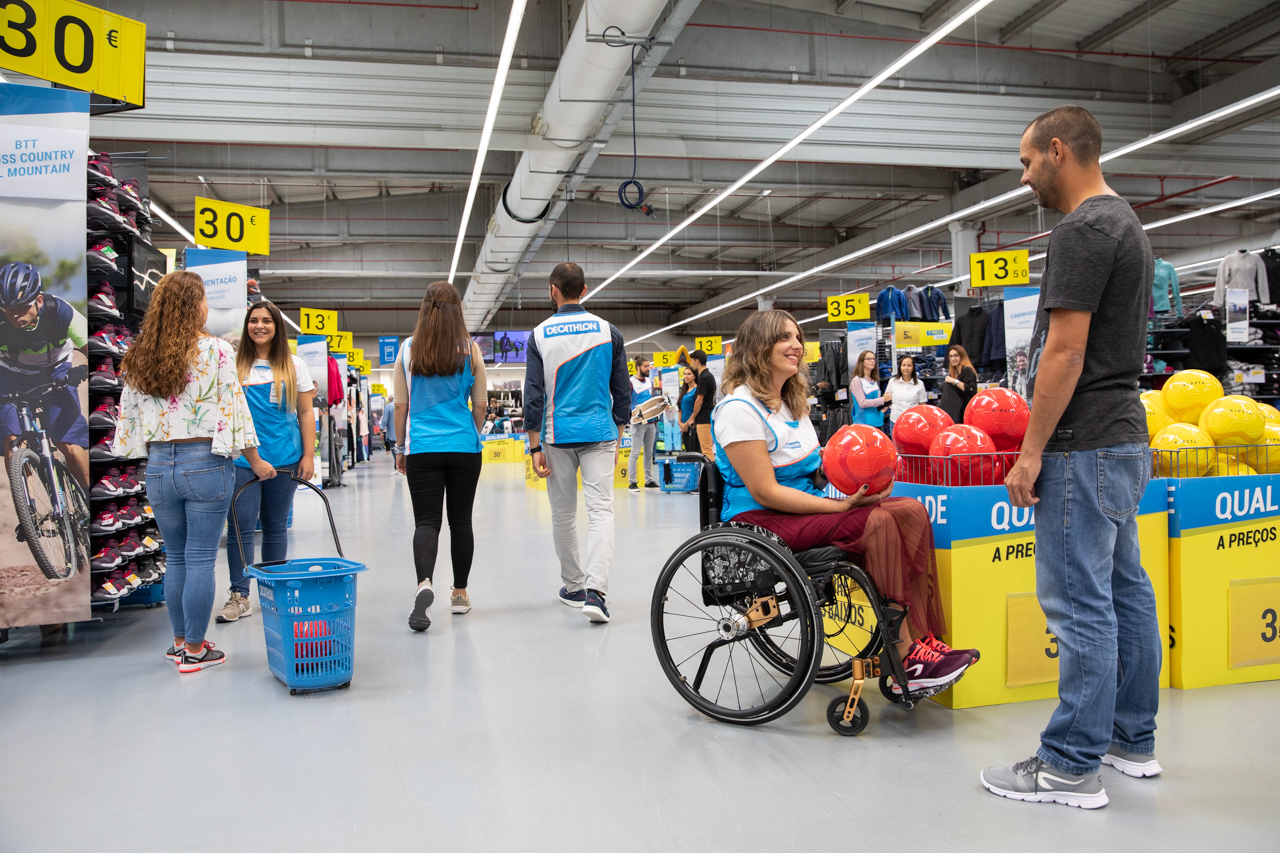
top-left (2, 454), bottom-right (1278, 852)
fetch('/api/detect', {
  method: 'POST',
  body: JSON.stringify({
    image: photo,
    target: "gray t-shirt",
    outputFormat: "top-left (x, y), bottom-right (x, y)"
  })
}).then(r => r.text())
top-left (1027, 195), bottom-right (1151, 452)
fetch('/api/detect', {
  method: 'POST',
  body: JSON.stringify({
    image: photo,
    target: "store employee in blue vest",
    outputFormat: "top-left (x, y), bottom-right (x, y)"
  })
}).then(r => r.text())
top-left (525, 262), bottom-right (631, 624)
top-left (627, 356), bottom-right (659, 491)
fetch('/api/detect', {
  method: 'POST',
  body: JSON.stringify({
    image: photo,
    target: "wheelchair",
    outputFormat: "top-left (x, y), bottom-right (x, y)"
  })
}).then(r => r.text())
top-left (650, 454), bottom-right (955, 735)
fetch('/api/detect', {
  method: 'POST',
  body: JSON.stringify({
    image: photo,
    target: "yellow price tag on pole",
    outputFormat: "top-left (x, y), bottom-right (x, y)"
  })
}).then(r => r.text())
top-left (825, 293), bottom-right (870, 322)
top-left (653, 351), bottom-right (679, 368)
top-left (1005, 592), bottom-right (1060, 687)
top-left (694, 336), bottom-right (723, 355)
top-left (372, 383), bottom-right (387, 395)
top-left (0, 0), bottom-right (146, 107)
top-left (1228, 579), bottom-right (1280, 668)
top-left (353, 347), bottom-right (365, 365)
top-left (325, 331), bottom-right (353, 352)
top-left (300, 308), bottom-right (337, 335)
top-left (969, 249), bottom-right (1030, 287)
top-left (803, 341), bottom-right (821, 363)
top-left (627, 360), bottom-right (636, 376)
top-left (194, 197), bottom-right (270, 255)
top-left (358, 360), bottom-right (372, 376)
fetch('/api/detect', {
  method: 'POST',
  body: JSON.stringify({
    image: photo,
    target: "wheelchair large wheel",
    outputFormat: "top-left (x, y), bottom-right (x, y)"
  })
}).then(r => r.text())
top-left (751, 566), bottom-right (883, 684)
top-left (651, 528), bottom-right (821, 725)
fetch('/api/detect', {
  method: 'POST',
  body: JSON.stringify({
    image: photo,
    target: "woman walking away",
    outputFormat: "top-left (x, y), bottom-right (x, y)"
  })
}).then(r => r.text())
top-left (940, 345), bottom-right (978, 424)
top-left (394, 281), bottom-right (487, 631)
top-left (112, 271), bottom-right (274, 673)
top-left (885, 355), bottom-right (929, 437)
top-left (680, 366), bottom-right (699, 452)
top-left (850, 350), bottom-right (891, 431)
top-left (217, 301), bottom-right (316, 624)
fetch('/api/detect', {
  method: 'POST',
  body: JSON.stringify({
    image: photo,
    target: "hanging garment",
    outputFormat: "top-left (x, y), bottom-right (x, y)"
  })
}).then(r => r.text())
top-left (326, 356), bottom-right (344, 406)
top-left (904, 286), bottom-right (924, 320)
top-left (1214, 250), bottom-right (1270, 305)
top-left (921, 286), bottom-right (951, 321)
top-left (1261, 248), bottom-right (1280, 294)
top-left (1183, 315), bottom-right (1229, 377)
top-left (1152, 258), bottom-right (1182, 316)
top-left (952, 305), bottom-right (989, 365)
top-left (875, 287), bottom-right (910, 320)
top-left (982, 303), bottom-right (1006, 365)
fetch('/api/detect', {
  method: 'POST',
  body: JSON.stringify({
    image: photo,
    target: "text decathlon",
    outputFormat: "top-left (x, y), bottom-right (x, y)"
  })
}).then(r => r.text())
top-left (1214, 486), bottom-right (1280, 521)
top-left (545, 320), bottom-right (600, 337)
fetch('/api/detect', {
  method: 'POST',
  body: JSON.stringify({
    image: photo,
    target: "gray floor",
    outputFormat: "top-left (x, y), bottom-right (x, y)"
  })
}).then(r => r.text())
top-left (2, 454), bottom-right (1278, 852)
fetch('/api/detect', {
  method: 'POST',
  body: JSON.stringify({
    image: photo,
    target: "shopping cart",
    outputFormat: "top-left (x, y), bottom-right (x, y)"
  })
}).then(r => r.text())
top-left (236, 471), bottom-right (368, 695)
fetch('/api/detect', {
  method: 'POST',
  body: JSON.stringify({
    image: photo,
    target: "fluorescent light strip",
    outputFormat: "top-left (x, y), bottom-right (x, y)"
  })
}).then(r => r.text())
top-left (149, 199), bottom-right (199, 245)
top-left (447, 0), bottom-right (528, 284)
top-left (583, 0), bottom-right (999, 303)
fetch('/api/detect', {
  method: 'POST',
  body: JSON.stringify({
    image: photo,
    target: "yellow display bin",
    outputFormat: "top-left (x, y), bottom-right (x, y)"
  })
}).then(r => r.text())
top-left (482, 437), bottom-right (518, 463)
top-left (1168, 472), bottom-right (1280, 689)
top-left (521, 436), bottom-right (601, 491)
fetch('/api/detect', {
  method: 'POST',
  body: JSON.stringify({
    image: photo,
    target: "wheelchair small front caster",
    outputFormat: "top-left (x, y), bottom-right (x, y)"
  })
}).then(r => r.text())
top-left (827, 695), bottom-right (869, 736)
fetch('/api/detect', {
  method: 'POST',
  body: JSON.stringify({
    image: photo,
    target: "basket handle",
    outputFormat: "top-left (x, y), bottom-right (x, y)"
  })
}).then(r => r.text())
top-left (231, 469), bottom-right (345, 567)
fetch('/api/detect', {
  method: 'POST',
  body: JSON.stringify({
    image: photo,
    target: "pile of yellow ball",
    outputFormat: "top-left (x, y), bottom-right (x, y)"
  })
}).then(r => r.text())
top-left (1147, 370), bottom-right (1280, 477)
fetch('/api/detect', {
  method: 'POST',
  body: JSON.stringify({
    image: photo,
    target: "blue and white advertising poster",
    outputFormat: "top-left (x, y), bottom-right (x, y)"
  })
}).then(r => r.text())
top-left (378, 335), bottom-right (399, 365)
top-left (184, 247), bottom-right (247, 342)
top-left (846, 321), bottom-right (875, 377)
top-left (1003, 287), bottom-right (1039, 401)
top-left (0, 85), bottom-right (91, 629)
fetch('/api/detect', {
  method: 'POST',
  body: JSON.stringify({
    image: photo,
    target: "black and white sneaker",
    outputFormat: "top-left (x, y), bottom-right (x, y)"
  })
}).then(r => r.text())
top-left (178, 642), bottom-right (225, 673)
top-left (645, 480), bottom-right (660, 489)
top-left (408, 582), bottom-right (434, 632)
top-left (628, 482), bottom-right (639, 492)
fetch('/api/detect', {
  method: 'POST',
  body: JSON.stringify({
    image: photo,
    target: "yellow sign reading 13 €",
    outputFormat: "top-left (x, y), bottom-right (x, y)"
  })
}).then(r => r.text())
top-left (194, 197), bottom-right (270, 255)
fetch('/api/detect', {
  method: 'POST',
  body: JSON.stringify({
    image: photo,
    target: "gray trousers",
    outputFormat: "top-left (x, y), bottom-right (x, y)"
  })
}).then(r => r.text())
top-left (627, 421), bottom-right (657, 485)
top-left (544, 441), bottom-right (616, 595)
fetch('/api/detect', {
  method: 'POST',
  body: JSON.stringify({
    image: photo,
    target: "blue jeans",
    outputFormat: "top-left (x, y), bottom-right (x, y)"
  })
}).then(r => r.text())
top-left (148, 441), bottom-right (235, 645)
top-left (226, 462), bottom-right (299, 595)
top-left (1034, 443), bottom-right (1161, 775)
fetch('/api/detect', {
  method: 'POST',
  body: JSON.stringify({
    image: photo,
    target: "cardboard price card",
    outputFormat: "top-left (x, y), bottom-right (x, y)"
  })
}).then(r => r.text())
top-left (969, 249), bottom-right (1030, 287)
top-left (653, 351), bottom-right (679, 368)
top-left (194, 197), bottom-right (270, 255)
top-left (825, 293), bottom-right (870, 322)
top-left (694, 335), bottom-right (723, 355)
top-left (300, 307), bottom-right (337, 335)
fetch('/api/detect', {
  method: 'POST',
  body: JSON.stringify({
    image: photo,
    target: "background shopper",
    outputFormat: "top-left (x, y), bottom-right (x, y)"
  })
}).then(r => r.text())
top-left (217, 301), bottom-right (316, 624)
top-left (112, 271), bottom-right (273, 673)
top-left (885, 355), bottom-right (928, 435)
top-left (983, 105), bottom-right (1160, 809)
top-left (525, 262), bottom-right (629, 623)
top-left (679, 366), bottom-right (699, 451)
top-left (849, 349), bottom-right (889, 430)
top-left (683, 348), bottom-right (717, 454)
top-left (381, 395), bottom-right (396, 455)
top-left (627, 356), bottom-right (659, 490)
top-left (940, 345), bottom-right (978, 423)
top-left (394, 281), bottom-right (486, 631)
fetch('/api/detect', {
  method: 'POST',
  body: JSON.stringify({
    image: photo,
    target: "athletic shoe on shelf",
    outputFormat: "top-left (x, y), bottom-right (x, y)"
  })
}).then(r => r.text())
top-left (981, 756), bottom-right (1108, 809)
top-left (91, 541), bottom-right (124, 571)
top-left (124, 497), bottom-right (148, 521)
top-left (147, 554), bottom-right (166, 575)
top-left (92, 574), bottom-right (129, 601)
top-left (132, 561), bottom-right (160, 584)
top-left (139, 532), bottom-right (163, 554)
top-left (558, 586), bottom-right (586, 608)
top-left (117, 564), bottom-right (143, 589)
top-left (88, 283), bottom-right (122, 319)
top-left (114, 181), bottom-right (145, 213)
top-left (408, 582), bottom-right (434, 632)
top-left (88, 187), bottom-right (136, 234)
top-left (1101, 745), bottom-right (1162, 778)
top-left (120, 465), bottom-right (144, 493)
top-left (450, 589), bottom-right (471, 614)
top-left (87, 153), bottom-right (120, 188)
top-left (137, 501), bottom-right (154, 520)
top-left (113, 501), bottom-right (141, 527)
top-left (921, 634), bottom-right (981, 664)
top-left (117, 532), bottom-right (146, 559)
top-left (179, 642), bottom-right (226, 673)
top-left (215, 592), bottom-right (252, 623)
top-left (90, 508), bottom-right (124, 535)
top-left (583, 589), bottom-right (610, 623)
top-left (888, 641), bottom-right (970, 696)
top-left (89, 434), bottom-right (119, 461)
top-left (111, 324), bottom-right (135, 352)
top-left (88, 329), bottom-right (121, 357)
top-left (90, 469), bottom-right (125, 498)
top-left (88, 401), bottom-right (119, 429)
top-left (89, 360), bottom-right (120, 392)
top-left (86, 241), bottom-right (120, 275)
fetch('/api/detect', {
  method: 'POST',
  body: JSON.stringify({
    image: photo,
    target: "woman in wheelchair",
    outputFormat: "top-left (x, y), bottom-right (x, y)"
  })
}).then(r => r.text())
top-left (711, 310), bottom-right (977, 694)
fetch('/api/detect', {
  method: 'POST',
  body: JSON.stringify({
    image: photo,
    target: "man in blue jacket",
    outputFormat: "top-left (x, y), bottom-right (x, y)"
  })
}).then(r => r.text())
top-left (524, 262), bottom-right (630, 623)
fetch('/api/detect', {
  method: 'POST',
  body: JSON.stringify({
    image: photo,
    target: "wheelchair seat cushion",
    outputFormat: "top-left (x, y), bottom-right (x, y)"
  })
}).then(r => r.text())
top-left (794, 546), bottom-right (847, 571)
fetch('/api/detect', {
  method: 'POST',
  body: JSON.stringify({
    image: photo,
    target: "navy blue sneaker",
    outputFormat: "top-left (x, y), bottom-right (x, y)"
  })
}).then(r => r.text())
top-left (583, 589), bottom-right (610, 623)
top-left (558, 587), bottom-right (586, 608)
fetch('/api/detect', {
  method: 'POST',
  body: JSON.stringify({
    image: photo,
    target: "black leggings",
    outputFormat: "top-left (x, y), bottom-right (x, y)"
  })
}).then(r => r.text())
top-left (405, 452), bottom-right (482, 587)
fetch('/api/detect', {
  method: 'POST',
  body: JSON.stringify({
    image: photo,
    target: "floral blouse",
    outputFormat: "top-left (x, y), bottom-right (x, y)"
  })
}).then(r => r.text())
top-left (112, 336), bottom-right (259, 459)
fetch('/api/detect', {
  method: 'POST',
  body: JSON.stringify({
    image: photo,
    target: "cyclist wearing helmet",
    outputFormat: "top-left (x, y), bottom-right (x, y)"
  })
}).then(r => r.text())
top-left (0, 262), bottom-right (89, 488)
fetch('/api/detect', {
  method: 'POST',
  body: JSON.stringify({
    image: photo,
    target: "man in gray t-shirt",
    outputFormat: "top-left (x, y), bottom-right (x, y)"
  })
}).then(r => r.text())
top-left (982, 106), bottom-right (1163, 810)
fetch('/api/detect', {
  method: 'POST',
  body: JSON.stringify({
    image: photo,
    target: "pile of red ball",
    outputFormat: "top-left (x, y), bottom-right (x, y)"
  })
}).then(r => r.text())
top-left (891, 388), bottom-right (1029, 486)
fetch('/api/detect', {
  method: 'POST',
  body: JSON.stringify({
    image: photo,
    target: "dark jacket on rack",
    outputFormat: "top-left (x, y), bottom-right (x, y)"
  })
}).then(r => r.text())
top-left (983, 304), bottom-right (1006, 364)
top-left (1262, 248), bottom-right (1280, 294)
top-left (875, 287), bottom-right (910, 321)
top-left (814, 341), bottom-right (848, 397)
top-left (952, 306), bottom-right (989, 365)
top-left (1183, 315), bottom-right (1229, 377)
top-left (920, 286), bottom-right (951, 321)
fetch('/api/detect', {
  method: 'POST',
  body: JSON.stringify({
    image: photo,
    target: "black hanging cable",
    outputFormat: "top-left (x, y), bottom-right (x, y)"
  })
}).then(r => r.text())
top-left (602, 26), bottom-right (649, 211)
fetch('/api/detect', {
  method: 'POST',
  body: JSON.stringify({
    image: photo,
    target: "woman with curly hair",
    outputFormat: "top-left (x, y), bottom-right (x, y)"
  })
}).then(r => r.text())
top-left (711, 310), bottom-right (978, 696)
top-left (112, 271), bottom-right (275, 673)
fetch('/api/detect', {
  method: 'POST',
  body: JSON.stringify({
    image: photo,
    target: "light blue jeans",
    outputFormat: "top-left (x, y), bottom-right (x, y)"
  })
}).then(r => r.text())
top-left (1034, 443), bottom-right (1161, 775)
top-left (147, 441), bottom-right (235, 645)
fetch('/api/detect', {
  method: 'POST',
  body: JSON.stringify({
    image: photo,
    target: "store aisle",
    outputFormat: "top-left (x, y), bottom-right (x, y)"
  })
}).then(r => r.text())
top-left (2, 453), bottom-right (1278, 851)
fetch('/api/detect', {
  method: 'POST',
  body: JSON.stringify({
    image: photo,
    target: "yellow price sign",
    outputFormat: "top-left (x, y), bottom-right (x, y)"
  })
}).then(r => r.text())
top-left (627, 360), bottom-right (636, 376)
top-left (894, 322), bottom-right (953, 348)
top-left (194, 197), bottom-right (270, 255)
top-left (825, 293), bottom-right (870, 322)
top-left (1006, 592), bottom-right (1060, 688)
top-left (300, 307), bottom-right (337, 335)
top-left (371, 383), bottom-right (386, 396)
top-left (969, 249), bottom-right (1030, 287)
top-left (803, 341), bottom-right (821, 363)
top-left (653, 351), bottom-right (679, 368)
top-left (1229, 579), bottom-right (1280, 668)
top-left (352, 347), bottom-right (365, 365)
top-left (0, 0), bottom-right (146, 107)
top-left (325, 331), bottom-right (353, 352)
top-left (358, 359), bottom-right (371, 376)
top-left (694, 336), bottom-right (723, 355)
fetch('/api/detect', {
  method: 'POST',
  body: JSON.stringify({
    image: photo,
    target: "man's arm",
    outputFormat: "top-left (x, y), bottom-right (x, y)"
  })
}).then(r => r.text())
top-left (68, 308), bottom-right (88, 348)
top-left (523, 335), bottom-right (546, 440)
top-left (1005, 308), bottom-right (1091, 507)
top-left (608, 325), bottom-right (631, 427)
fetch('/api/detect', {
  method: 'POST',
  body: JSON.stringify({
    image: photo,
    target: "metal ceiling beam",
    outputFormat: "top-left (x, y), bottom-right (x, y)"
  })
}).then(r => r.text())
top-left (999, 0), bottom-right (1073, 45)
top-left (919, 0), bottom-right (966, 30)
top-left (773, 192), bottom-right (829, 223)
top-left (1165, 1), bottom-right (1280, 73)
top-left (1077, 0), bottom-right (1179, 52)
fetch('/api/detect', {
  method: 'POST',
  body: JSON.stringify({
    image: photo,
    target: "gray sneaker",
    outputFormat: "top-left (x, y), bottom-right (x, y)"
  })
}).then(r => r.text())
top-left (1101, 744), bottom-right (1162, 778)
top-left (981, 756), bottom-right (1108, 809)
top-left (214, 592), bottom-right (252, 623)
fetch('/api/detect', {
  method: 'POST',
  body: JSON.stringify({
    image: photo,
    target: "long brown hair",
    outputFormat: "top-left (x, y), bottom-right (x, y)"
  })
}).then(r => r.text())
top-left (409, 281), bottom-right (472, 377)
top-left (947, 344), bottom-right (975, 378)
top-left (721, 310), bottom-right (811, 417)
top-left (851, 349), bottom-right (877, 380)
top-left (236, 301), bottom-right (298, 412)
top-left (119, 270), bottom-right (207, 399)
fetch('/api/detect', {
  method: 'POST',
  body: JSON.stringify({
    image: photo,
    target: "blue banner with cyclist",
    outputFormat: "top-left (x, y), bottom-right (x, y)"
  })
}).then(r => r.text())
top-left (0, 85), bottom-right (91, 630)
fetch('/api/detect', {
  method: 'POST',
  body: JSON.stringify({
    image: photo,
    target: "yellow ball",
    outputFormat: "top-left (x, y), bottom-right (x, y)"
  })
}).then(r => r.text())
top-left (1141, 395), bottom-right (1172, 440)
top-left (1198, 395), bottom-right (1265, 446)
top-left (1252, 422), bottom-right (1280, 475)
top-left (1151, 423), bottom-right (1214, 477)
top-left (1140, 390), bottom-right (1164, 408)
top-left (1257, 402), bottom-right (1280, 426)
top-left (1208, 451), bottom-right (1257, 477)
top-left (1160, 370), bottom-right (1223, 424)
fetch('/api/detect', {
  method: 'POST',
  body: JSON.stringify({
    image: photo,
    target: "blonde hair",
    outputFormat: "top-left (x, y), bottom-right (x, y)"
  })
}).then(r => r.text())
top-left (851, 349), bottom-right (877, 380)
top-left (236, 301), bottom-right (299, 412)
top-left (720, 310), bottom-right (810, 417)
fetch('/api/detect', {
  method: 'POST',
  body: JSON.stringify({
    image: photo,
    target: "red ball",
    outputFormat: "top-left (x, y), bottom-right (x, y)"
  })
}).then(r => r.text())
top-left (929, 424), bottom-right (999, 486)
top-left (964, 388), bottom-right (1029, 452)
top-left (824, 424), bottom-right (898, 496)
top-left (893, 405), bottom-right (954, 456)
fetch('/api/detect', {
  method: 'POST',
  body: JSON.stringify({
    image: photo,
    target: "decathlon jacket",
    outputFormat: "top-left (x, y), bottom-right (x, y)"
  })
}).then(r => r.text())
top-left (524, 304), bottom-right (630, 445)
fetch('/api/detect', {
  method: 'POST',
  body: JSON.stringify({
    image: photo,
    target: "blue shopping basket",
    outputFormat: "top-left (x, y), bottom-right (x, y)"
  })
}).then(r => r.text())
top-left (238, 472), bottom-right (368, 695)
